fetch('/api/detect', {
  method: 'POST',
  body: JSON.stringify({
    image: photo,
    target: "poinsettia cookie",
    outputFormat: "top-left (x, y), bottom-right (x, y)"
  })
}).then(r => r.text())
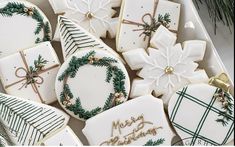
top-left (83, 95), bottom-right (175, 146)
top-left (49, 0), bottom-right (121, 39)
top-left (0, 0), bottom-right (52, 59)
top-left (55, 49), bottom-right (130, 121)
top-left (123, 25), bottom-right (209, 105)
top-left (168, 83), bottom-right (234, 146)
top-left (0, 93), bottom-right (70, 146)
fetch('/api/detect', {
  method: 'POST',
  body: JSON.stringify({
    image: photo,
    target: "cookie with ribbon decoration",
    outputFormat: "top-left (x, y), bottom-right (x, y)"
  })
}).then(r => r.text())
top-left (168, 82), bottom-right (234, 146)
top-left (0, 42), bottom-right (60, 104)
top-left (116, 0), bottom-right (181, 52)
top-left (123, 25), bottom-right (209, 105)
top-left (37, 126), bottom-right (83, 146)
top-left (83, 95), bottom-right (175, 146)
top-left (55, 49), bottom-right (130, 121)
top-left (57, 16), bottom-right (123, 62)
top-left (49, 0), bottom-right (121, 39)
top-left (0, 93), bottom-right (70, 146)
top-left (0, 0), bottom-right (52, 59)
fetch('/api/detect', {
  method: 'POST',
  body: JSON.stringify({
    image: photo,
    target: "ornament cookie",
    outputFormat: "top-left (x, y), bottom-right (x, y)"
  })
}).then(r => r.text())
top-left (116, 0), bottom-right (181, 52)
top-left (37, 126), bottom-right (83, 146)
top-left (49, 0), bottom-right (121, 39)
top-left (55, 49), bottom-right (130, 121)
top-left (123, 25), bottom-right (208, 105)
top-left (0, 93), bottom-right (70, 146)
top-left (0, 0), bottom-right (52, 59)
top-left (58, 16), bottom-right (123, 61)
top-left (0, 42), bottom-right (60, 104)
top-left (83, 95), bottom-right (175, 146)
top-left (168, 83), bottom-right (234, 146)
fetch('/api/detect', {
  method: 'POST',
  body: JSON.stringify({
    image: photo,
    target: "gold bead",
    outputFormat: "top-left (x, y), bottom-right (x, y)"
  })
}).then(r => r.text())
top-left (85, 12), bottom-right (94, 19)
top-left (28, 11), bottom-right (34, 16)
top-left (164, 66), bottom-right (174, 74)
top-left (222, 101), bottom-right (229, 107)
top-left (63, 101), bottom-right (68, 106)
top-left (114, 93), bottom-right (120, 98)
top-left (24, 8), bottom-right (29, 12)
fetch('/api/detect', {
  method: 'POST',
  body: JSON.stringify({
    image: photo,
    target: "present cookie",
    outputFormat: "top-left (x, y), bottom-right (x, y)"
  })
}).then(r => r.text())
top-left (123, 25), bottom-right (208, 105)
top-left (55, 49), bottom-right (130, 121)
top-left (58, 16), bottom-right (123, 62)
top-left (0, 0), bottom-right (52, 59)
top-left (168, 82), bottom-right (234, 145)
top-left (49, 0), bottom-right (121, 39)
top-left (116, 0), bottom-right (181, 52)
top-left (83, 95), bottom-right (175, 146)
top-left (0, 42), bottom-right (60, 104)
top-left (37, 126), bottom-right (83, 146)
top-left (0, 93), bottom-right (70, 146)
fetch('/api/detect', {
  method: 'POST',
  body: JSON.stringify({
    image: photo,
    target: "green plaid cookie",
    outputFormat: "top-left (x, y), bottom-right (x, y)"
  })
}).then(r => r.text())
top-left (168, 83), bottom-right (234, 146)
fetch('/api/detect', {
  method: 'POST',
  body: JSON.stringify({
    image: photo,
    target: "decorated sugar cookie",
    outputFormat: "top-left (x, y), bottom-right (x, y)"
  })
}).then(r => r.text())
top-left (83, 95), bottom-right (175, 146)
top-left (58, 16), bottom-right (123, 61)
top-left (37, 126), bottom-right (83, 146)
top-left (116, 0), bottom-right (181, 52)
top-left (123, 25), bottom-right (209, 105)
top-left (0, 93), bottom-right (70, 146)
top-left (168, 83), bottom-right (234, 146)
top-left (0, 42), bottom-right (60, 104)
top-left (0, 0), bottom-right (52, 59)
top-left (55, 49), bottom-right (130, 121)
top-left (49, 0), bottom-right (121, 39)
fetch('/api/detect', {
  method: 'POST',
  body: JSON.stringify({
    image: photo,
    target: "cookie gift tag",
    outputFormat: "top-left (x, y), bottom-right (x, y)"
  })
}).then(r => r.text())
top-left (83, 95), bottom-right (175, 146)
top-left (0, 93), bottom-right (70, 146)
top-left (37, 126), bottom-right (83, 146)
top-left (58, 16), bottom-right (123, 62)
top-left (123, 25), bottom-right (209, 105)
top-left (0, 0), bottom-right (52, 59)
top-left (168, 73), bottom-right (234, 146)
top-left (55, 49), bottom-right (130, 121)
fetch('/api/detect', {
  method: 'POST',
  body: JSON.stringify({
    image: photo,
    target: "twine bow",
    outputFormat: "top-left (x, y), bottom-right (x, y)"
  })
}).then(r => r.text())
top-left (122, 0), bottom-right (159, 45)
top-left (5, 51), bottom-right (59, 103)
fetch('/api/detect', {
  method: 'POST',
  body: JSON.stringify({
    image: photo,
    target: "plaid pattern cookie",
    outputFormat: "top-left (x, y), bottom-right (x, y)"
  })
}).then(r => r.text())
top-left (168, 83), bottom-right (234, 146)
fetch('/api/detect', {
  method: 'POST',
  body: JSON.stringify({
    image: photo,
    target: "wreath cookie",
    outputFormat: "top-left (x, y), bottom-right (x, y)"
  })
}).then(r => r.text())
top-left (55, 49), bottom-right (130, 120)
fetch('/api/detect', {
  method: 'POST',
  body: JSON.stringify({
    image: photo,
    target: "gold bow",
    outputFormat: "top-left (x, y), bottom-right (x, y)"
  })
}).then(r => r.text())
top-left (209, 73), bottom-right (231, 93)
top-left (5, 51), bottom-right (59, 103)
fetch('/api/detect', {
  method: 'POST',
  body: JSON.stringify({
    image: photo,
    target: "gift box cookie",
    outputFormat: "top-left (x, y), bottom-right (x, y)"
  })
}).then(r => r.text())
top-left (0, 42), bottom-right (60, 104)
top-left (0, 0), bottom-right (52, 59)
top-left (83, 95), bottom-right (175, 146)
top-left (0, 93), bottom-right (70, 146)
top-left (116, 0), bottom-right (181, 52)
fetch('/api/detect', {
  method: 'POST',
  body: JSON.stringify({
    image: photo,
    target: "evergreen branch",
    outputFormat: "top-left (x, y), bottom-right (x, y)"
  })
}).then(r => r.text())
top-left (193, 0), bottom-right (234, 34)
top-left (103, 93), bottom-right (114, 111)
top-left (144, 138), bottom-right (165, 146)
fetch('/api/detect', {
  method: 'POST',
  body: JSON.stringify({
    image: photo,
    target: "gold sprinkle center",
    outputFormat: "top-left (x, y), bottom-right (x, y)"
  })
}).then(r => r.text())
top-left (86, 12), bottom-right (94, 19)
top-left (164, 66), bottom-right (174, 74)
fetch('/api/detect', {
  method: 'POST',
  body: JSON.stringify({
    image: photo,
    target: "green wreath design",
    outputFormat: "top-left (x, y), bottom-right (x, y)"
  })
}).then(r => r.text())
top-left (0, 2), bottom-right (51, 43)
top-left (58, 51), bottom-right (127, 120)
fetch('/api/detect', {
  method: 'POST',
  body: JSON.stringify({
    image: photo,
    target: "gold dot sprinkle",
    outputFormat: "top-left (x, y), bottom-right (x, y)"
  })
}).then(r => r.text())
top-left (164, 66), bottom-right (174, 74)
top-left (85, 12), bottom-right (94, 19)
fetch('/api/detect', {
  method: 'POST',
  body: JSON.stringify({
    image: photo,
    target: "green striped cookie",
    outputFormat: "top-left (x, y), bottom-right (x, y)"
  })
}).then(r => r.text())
top-left (168, 83), bottom-right (234, 146)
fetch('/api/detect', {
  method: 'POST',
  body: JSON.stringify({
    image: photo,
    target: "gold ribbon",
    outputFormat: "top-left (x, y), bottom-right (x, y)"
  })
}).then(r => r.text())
top-left (5, 51), bottom-right (59, 103)
top-left (122, 0), bottom-right (159, 45)
top-left (209, 73), bottom-right (231, 93)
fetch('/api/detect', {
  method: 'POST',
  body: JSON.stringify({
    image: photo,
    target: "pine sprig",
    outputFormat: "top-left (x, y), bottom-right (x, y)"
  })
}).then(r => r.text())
top-left (194, 0), bottom-right (234, 34)
top-left (144, 138), bottom-right (165, 146)
top-left (59, 51), bottom-right (127, 120)
top-left (158, 13), bottom-right (171, 28)
top-left (0, 2), bottom-right (51, 43)
top-left (29, 55), bottom-right (48, 73)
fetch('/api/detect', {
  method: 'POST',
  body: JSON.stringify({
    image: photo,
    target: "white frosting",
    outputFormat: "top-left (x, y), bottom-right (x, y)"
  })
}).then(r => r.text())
top-left (83, 95), bottom-right (175, 146)
top-left (0, 0), bottom-right (52, 59)
top-left (49, 0), bottom-right (121, 39)
top-left (168, 83), bottom-right (234, 146)
top-left (123, 25), bottom-right (208, 105)
top-left (116, 0), bottom-right (181, 52)
top-left (37, 126), bottom-right (83, 146)
top-left (0, 42), bottom-right (60, 104)
top-left (55, 48), bottom-right (130, 121)
top-left (0, 93), bottom-right (70, 146)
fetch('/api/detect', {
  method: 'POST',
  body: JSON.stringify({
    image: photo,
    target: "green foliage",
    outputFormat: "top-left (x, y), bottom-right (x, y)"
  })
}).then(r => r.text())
top-left (194, 0), bottom-right (234, 34)
top-left (29, 55), bottom-right (48, 73)
top-left (144, 138), bottom-right (165, 146)
top-left (158, 13), bottom-right (171, 27)
top-left (59, 51), bottom-right (127, 120)
top-left (0, 2), bottom-right (51, 43)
